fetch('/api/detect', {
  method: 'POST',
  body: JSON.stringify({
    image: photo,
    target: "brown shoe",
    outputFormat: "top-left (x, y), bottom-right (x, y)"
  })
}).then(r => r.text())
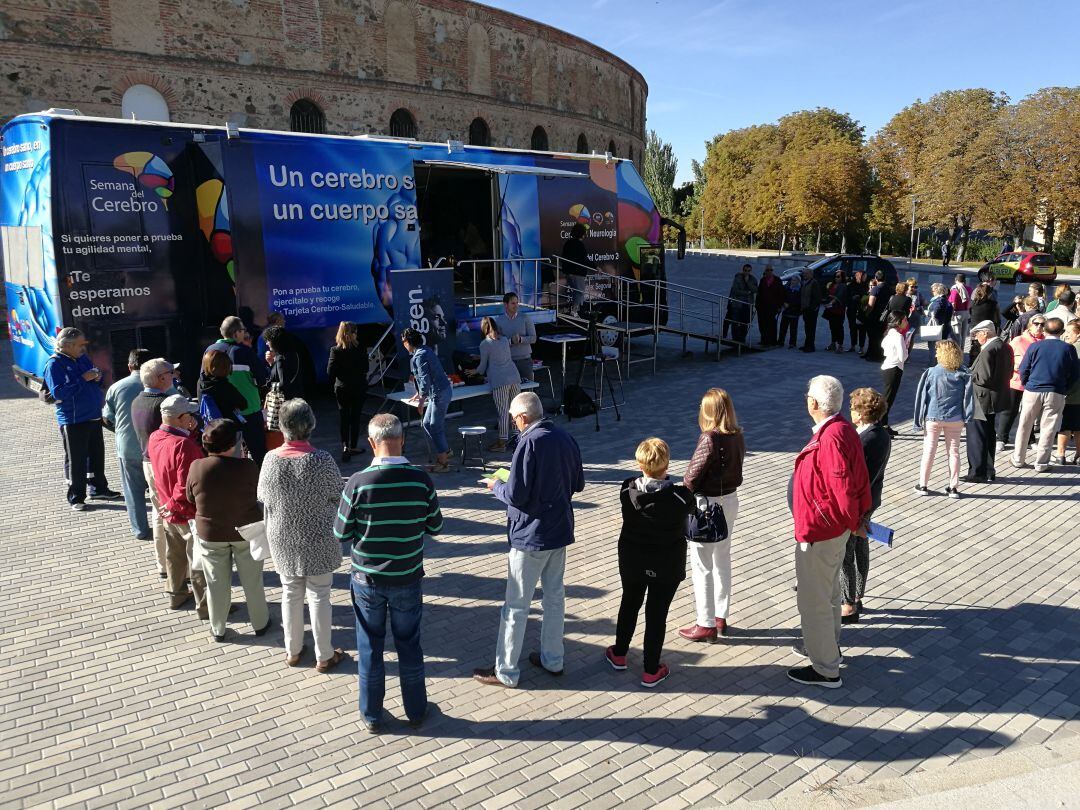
top-left (715, 618), bottom-right (729, 636)
top-left (315, 648), bottom-right (347, 673)
top-left (677, 624), bottom-right (717, 642)
top-left (528, 651), bottom-right (563, 676)
top-left (169, 593), bottom-right (192, 610)
top-left (472, 667), bottom-right (513, 688)
top-left (285, 644), bottom-right (307, 667)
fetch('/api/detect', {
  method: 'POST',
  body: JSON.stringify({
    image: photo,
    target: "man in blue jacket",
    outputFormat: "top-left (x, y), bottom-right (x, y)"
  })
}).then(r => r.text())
top-left (1013, 316), bottom-right (1080, 471)
top-left (474, 392), bottom-right (585, 688)
top-left (43, 327), bottom-right (120, 511)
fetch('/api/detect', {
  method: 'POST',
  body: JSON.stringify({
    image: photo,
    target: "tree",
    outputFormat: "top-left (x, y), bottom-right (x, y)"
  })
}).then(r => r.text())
top-left (641, 130), bottom-right (677, 218)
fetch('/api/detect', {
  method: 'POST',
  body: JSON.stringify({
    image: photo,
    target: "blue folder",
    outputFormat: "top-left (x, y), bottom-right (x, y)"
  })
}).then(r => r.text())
top-left (869, 522), bottom-right (894, 548)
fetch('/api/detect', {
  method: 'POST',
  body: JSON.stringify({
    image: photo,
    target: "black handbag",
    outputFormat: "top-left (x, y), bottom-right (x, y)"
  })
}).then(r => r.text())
top-left (686, 500), bottom-right (729, 543)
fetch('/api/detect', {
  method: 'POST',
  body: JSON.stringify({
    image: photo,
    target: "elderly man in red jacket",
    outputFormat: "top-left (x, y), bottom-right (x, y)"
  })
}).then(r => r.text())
top-left (147, 394), bottom-right (207, 613)
top-left (789, 375), bottom-right (871, 688)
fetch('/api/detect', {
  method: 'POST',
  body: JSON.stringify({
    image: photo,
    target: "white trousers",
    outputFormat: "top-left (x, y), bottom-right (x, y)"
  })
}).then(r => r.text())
top-left (280, 572), bottom-right (334, 662)
top-left (688, 491), bottom-right (739, 626)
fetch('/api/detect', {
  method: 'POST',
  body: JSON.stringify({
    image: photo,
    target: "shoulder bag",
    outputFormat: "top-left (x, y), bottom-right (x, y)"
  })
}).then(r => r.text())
top-left (264, 382), bottom-right (285, 432)
top-left (237, 520), bottom-right (271, 562)
top-left (685, 494), bottom-right (729, 543)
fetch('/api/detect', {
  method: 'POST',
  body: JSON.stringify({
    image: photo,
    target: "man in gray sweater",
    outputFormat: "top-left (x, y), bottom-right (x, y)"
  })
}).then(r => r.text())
top-left (495, 291), bottom-right (537, 382)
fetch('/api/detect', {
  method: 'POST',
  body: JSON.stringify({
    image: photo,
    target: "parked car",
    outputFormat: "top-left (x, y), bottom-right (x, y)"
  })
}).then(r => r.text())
top-left (781, 254), bottom-right (899, 286)
top-left (977, 251), bottom-right (1057, 284)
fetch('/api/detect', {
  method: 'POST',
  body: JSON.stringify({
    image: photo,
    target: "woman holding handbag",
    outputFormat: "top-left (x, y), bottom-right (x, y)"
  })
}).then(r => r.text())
top-left (678, 388), bottom-right (745, 642)
top-left (186, 419), bottom-right (270, 643)
top-left (823, 270), bottom-right (848, 353)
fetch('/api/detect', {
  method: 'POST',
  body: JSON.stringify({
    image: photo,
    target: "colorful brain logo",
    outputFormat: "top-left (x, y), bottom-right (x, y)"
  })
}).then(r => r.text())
top-left (196, 179), bottom-right (234, 282)
top-left (113, 152), bottom-right (175, 208)
top-left (568, 204), bottom-right (591, 226)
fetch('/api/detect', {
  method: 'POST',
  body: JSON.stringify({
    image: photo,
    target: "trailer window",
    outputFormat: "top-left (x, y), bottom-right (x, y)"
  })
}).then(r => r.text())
top-left (1, 225), bottom-right (45, 289)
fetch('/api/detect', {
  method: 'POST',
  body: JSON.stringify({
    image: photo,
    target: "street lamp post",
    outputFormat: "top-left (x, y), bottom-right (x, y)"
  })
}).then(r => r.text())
top-left (909, 196), bottom-right (919, 265)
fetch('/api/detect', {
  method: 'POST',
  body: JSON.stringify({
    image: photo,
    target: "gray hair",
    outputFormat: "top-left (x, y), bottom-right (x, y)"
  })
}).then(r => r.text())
top-left (368, 413), bottom-right (403, 443)
top-left (509, 391), bottom-right (543, 424)
top-left (55, 327), bottom-right (83, 349)
top-left (931, 282), bottom-right (947, 297)
top-left (220, 315), bottom-right (244, 339)
top-left (139, 357), bottom-right (172, 387)
top-left (807, 375), bottom-right (843, 416)
top-left (279, 398), bottom-right (315, 441)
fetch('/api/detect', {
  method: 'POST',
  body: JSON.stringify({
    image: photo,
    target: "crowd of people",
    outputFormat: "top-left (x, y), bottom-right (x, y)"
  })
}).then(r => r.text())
top-left (37, 264), bottom-right (1079, 729)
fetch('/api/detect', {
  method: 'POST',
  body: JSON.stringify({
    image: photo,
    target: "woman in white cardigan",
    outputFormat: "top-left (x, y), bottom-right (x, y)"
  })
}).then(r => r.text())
top-left (880, 312), bottom-right (910, 437)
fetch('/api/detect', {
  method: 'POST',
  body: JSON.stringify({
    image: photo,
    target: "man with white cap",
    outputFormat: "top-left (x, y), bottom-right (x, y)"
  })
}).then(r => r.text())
top-left (147, 393), bottom-right (208, 613)
top-left (964, 321), bottom-right (1012, 482)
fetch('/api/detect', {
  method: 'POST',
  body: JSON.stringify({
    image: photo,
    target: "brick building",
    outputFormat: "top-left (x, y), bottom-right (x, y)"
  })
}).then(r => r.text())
top-left (0, 0), bottom-right (647, 160)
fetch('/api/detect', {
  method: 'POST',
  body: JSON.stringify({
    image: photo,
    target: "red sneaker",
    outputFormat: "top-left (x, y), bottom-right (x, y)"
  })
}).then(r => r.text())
top-left (604, 646), bottom-right (627, 671)
top-left (641, 663), bottom-right (670, 688)
top-left (677, 624), bottom-right (717, 642)
top-left (715, 618), bottom-right (729, 636)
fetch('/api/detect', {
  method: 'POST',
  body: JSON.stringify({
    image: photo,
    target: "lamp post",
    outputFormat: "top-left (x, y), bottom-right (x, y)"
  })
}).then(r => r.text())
top-left (909, 196), bottom-right (919, 265)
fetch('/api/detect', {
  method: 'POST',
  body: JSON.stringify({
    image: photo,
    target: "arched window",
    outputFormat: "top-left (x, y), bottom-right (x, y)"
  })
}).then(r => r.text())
top-left (290, 99), bottom-right (325, 134)
top-left (576, 133), bottom-right (589, 154)
top-left (607, 139), bottom-right (617, 157)
top-left (121, 84), bottom-right (169, 122)
top-left (389, 108), bottom-right (417, 139)
top-left (468, 117), bottom-right (490, 147)
top-left (530, 126), bottom-right (549, 151)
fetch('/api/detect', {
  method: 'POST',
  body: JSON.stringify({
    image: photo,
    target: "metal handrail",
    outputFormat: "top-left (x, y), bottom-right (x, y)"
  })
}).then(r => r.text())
top-left (455, 256), bottom-right (550, 312)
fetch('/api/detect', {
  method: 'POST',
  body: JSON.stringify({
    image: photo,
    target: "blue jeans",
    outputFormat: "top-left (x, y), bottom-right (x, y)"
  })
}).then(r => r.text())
top-left (495, 547), bottom-right (566, 686)
top-left (117, 454), bottom-right (150, 537)
top-left (422, 391), bottom-right (451, 455)
top-left (351, 574), bottom-right (426, 725)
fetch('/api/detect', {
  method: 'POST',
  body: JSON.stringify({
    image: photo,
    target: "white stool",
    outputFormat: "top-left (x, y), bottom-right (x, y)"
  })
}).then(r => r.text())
top-left (532, 364), bottom-right (556, 403)
top-left (458, 426), bottom-right (488, 471)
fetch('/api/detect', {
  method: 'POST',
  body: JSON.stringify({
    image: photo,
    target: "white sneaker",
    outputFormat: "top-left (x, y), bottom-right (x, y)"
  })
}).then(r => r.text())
top-left (995, 441), bottom-right (1005, 453)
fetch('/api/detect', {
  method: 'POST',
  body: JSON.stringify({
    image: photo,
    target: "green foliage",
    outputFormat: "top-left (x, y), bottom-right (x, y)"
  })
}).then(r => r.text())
top-left (641, 130), bottom-right (677, 218)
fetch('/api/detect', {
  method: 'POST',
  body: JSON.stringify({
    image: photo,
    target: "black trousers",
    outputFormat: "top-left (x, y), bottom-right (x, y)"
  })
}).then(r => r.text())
top-left (757, 308), bottom-right (778, 346)
top-left (826, 315), bottom-right (845, 346)
top-left (241, 411), bottom-right (267, 465)
top-left (847, 310), bottom-right (865, 349)
top-left (967, 415), bottom-right (997, 479)
top-left (996, 390), bottom-right (1023, 444)
top-left (779, 316), bottom-right (799, 347)
top-left (864, 321), bottom-right (885, 361)
top-left (61, 420), bottom-right (107, 505)
top-left (335, 385), bottom-right (367, 448)
top-left (801, 310), bottom-right (818, 350)
top-left (881, 367), bottom-right (903, 426)
top-left (841, 533), bottom-right (870, 606)
top-left (613, 578), bottom-right (680, 675)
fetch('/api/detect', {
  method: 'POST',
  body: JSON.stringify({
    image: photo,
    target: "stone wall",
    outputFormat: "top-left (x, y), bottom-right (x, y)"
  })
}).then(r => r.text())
top-left (0, 0), bottom-right (646, 159)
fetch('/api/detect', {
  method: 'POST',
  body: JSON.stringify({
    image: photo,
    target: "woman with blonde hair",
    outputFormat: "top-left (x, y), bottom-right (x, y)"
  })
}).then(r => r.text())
top-left (327, 321), bottom-right (369, 462)
top-left (678, 388), bottom-right (745, 642)
top-left (476, 316), bottom-right (520, 451)
top-left (913, 339), bottom-right (973, 498)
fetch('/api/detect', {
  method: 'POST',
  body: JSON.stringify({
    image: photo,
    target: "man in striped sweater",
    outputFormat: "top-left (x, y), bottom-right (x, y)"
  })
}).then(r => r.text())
top-left (335, 413), bottom-right (443, 734)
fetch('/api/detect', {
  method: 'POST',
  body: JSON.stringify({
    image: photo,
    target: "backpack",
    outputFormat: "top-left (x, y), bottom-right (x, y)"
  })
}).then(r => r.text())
top-left (686, 498), bottom-right (729, 543)
top-left (562, 384), bottom-right (596, 418)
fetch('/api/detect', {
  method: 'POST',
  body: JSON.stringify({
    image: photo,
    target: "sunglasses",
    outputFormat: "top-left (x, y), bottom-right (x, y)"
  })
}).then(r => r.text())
top-left (1032, 321), bottom-right (1046, 327)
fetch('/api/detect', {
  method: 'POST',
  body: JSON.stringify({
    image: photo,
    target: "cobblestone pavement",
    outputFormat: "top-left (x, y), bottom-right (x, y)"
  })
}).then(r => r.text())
top-left (1, 317), bottom-right (1078, 809)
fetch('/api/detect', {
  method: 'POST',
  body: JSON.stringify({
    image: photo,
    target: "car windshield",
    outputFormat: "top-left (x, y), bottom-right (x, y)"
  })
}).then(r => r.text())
top-left (1030, 254), bottom-right (1053, 267)
top-left (804, 256), bottom-right (840, 271)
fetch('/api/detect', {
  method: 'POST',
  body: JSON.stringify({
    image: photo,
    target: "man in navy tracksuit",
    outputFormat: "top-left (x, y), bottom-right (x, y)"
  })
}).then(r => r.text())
top-left (43, 327), bottom-right (120, 511)
top-left (473, 391), bottom-right (585, 688)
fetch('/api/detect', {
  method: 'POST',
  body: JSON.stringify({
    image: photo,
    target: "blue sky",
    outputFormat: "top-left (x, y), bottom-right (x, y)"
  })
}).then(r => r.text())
top-left (486, 0), bottom-right (1080, 183)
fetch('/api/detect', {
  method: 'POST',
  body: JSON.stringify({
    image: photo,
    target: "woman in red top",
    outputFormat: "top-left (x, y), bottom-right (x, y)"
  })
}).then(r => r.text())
top-left (678, 388), bottom-right (745, 642)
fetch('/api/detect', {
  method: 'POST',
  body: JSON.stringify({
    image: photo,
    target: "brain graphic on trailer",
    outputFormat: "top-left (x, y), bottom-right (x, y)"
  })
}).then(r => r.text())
top-left (196, 179), bottom-right (234, 281)
top-left (568, 204), bottom-right (591, 226)
top-left (112, 152), bottom-right (175, 206)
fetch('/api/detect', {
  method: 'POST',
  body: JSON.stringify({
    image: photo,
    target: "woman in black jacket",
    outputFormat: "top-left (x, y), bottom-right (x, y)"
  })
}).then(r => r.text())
top-left (197, 350), bottom-right (249, 423)
top-left (327, 321), bottom-right (369, 462)
top-left (841, 388), bottom-right (893, 624)
top-left (263, 325), bottom-right (306, 401)
top-left (606, 438), bottom-right (694, 688)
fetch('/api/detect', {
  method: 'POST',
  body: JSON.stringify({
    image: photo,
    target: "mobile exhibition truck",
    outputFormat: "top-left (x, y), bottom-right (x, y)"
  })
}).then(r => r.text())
top-left (1, 110), bottom-right (679, 390)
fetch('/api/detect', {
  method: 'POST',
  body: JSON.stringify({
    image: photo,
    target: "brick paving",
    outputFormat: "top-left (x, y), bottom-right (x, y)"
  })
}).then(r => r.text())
top-left (1, 299), bottom-right (1078, 808)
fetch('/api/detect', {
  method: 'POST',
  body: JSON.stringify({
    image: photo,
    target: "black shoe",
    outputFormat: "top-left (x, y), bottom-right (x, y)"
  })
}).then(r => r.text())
top-left (408, 702), bottom-right (435, 729)
top-left (799, 347), bottom-right (816, 353)
top-left (254, 618), bottom-right (273, 637)
top-left (787, 665), bottom-right (842, 688)
top-left (363, 717), bottom-right (382, 734)
top-left (528, 651), bottom-right (563, 676)
top-left (89, 489), bottom-right (122, 501)
top-left (841, 611), bottom-right (860, 625)
top-left (961, 474), bottom-right (988, 484)
top-left (341, 447), bottom-right (352, 463)
top-left (887, 428), bottom-right (899, 438)
top-left (71, 502), bottom-right (87, 512)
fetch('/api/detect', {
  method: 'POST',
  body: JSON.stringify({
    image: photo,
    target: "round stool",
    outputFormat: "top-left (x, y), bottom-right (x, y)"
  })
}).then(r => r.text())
top-left (458, 426), bottom-right (488, 471)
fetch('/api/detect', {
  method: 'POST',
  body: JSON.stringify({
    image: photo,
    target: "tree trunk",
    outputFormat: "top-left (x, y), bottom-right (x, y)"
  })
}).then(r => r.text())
top-left (1044, 214), bottom-right (1055, 253)
top-left (878, 231), bottom-right (882, 255)
top-left (840, 231), bottom-right (847, 253)
top-left (815, 226), bottom-right (821, 253)
top-left (1073, 227), bottom-right (1079, 268)
top-left (780, 230), bottom-right (786, 252)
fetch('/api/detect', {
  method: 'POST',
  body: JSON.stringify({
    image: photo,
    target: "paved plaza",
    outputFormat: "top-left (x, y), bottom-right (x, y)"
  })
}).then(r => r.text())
top-left (1, 304), bottom-right (1078, 808)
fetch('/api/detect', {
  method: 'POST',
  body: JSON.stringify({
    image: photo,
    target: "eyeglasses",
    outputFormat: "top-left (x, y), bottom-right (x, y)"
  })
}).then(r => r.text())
top-left (1032, 321), bottom-right (1046, 327)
